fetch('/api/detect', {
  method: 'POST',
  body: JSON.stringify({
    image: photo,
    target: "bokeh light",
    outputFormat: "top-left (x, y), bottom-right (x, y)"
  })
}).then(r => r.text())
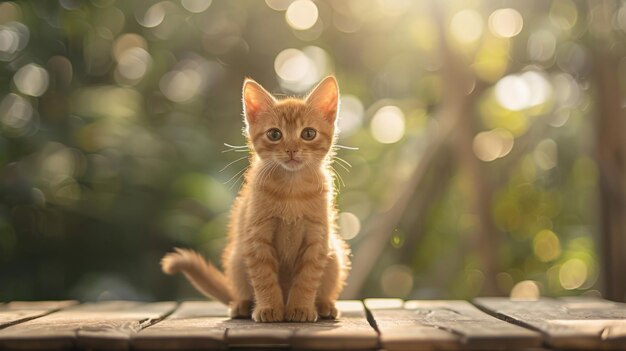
top-left (450, 10), bottom-right (483, 44)
top-left (266, 0), bottom-right (293, 11)
top-left (116, 47), bottom-right (152, 83)
top-left (559, 258), bottom-right (588, 290)
top-left (13, 63), bottom-right (49, 97)
top-left (160, 69), bottom-right (201, 103)
top-left (533, 229), bottom-right (561, 262)
top-left (181, 0), bottom-right (212, 13)
top-left (338, 212), bottom-right (361, 240)
top-left (274, 46), bottom-right (327, 92)
top-left (472, 128), bottom-right (514, 162)
top-left (495, 71), bottom-right (552, 111)
top-left (137, 2), bottom-right (166, 28)
top-left (0, 93), bottom-right (35, 136)
top-left (488, 8), bottom-right (523, 38)
top-left (285, 0), bottom-right (318, 30)
top-left (510, 280), bottom-right (540, 300)
top-left (370, 105), bottom-right (405, 144)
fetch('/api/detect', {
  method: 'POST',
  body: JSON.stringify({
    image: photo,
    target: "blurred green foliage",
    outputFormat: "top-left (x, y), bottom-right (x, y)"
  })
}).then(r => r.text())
top-left (0, 0), bottom-right (610, 301)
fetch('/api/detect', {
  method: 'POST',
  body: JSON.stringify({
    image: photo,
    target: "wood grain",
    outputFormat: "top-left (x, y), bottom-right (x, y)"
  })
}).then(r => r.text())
top-left (132, 301), bottom-right (228, 350)
top-left (225, 300), bottom-right (378, 350)
top-left (0, 301), bottom-right (77, 329)
top-left (366, 298), bottom-right (542, 350)
top-left (0, 301), bottom-right (176, 350)
top-left (474, 297), bottom-right (626, 350)
top-left (365, 298), bottom-right (458, 351)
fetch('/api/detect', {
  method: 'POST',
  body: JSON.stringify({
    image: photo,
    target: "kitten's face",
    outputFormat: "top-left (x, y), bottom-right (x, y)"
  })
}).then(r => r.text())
top-left (242, 77), bottom-right (339, 172)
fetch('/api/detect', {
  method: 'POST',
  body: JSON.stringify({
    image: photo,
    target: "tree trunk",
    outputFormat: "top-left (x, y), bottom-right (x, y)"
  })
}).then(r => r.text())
top-left (588, 1), bottom-right (626, 302)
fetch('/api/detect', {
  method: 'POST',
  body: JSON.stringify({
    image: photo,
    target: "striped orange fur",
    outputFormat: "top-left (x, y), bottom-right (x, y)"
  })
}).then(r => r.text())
top-left (161, 76), bottom-right (350, 322)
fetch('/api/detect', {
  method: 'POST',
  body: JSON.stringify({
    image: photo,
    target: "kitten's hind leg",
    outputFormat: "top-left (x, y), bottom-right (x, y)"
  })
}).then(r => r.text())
top-left (227, 248), bottom-right (254, 318)
top-left (230, 299), bottom-right (252, 319)
top-left (316, 252), bottom-right (341, 319)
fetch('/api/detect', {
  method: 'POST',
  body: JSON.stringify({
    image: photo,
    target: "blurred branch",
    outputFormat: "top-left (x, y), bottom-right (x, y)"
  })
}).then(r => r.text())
top-left (452, 82), bottom-right (500, 295)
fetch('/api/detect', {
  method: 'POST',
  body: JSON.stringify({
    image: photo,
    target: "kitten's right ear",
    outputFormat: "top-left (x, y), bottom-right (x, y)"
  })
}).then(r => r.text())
top-left (242, 78), bottom-right (275, 124)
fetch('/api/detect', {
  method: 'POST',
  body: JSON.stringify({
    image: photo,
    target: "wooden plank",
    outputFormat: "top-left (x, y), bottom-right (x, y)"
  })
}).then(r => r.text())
top-left (291, 301), bottom-right (379, 350)
top-left (405, 300), bottom-right (542, 350)
top-left (225, 300), bottom-right (378, 350)
top-left (365, 299), bottom-right (542, 350)
top-left (0, 301), bottom-right (176, 350)
top-left (474, 297), bottom-right (626, 350)
top-left (132, 301), bottom-right (227, 350)
top-left (0, 301), bottom-right (77, 329)
top-left (365, 298), bottom-right (458, 351)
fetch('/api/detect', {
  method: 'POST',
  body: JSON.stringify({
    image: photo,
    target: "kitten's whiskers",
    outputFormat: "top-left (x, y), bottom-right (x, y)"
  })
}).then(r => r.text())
top-left (222, 143), bottom-right (250, 153)
top-left (219, 155), bottom-right (249, 173)
top-left (329, 165), bottom-right (346, 188)
top-left (334, 144), bottom-right (359, 151)
top-left (333, 159), bottom-right (351, 173)
top-left (224, 165), bottom-right (249, 186)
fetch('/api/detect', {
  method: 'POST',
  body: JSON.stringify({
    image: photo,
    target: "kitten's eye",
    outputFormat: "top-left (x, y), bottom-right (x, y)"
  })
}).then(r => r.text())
top-left (266, 128), bottom-right (282, 141)
top-left (301, 127), bottom-right (317, 141)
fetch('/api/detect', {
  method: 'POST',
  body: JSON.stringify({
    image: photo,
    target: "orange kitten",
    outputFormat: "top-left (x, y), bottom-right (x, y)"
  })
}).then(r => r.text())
top-left (161, 76), bottom-right (350, 322)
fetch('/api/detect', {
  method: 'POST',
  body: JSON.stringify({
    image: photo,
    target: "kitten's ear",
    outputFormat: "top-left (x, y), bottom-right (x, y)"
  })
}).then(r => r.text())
top-left (242, 78), bottom-right (275, 124)
top-left (306, 76), bottom-right (339, 123)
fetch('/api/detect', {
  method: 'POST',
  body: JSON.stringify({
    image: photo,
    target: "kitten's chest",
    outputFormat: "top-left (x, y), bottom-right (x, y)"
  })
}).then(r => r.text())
top-left (273, 219), bottom-right (306, 265)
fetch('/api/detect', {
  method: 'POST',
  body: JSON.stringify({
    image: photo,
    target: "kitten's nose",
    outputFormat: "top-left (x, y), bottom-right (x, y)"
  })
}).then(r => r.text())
top-left (285, 149), bottom-right (297, 159)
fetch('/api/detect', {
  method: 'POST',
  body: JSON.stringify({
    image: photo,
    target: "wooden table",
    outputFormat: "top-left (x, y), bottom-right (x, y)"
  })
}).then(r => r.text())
top-left (0, 298), bottom-right (624, 350)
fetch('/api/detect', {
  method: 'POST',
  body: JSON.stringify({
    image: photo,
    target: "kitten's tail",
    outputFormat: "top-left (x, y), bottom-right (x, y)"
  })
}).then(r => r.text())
top-left (160, 248), bottom-right (233, 305)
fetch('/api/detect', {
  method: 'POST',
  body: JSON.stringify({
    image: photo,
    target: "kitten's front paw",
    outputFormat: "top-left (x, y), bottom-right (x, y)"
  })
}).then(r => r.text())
top-left (252, 305), bottom-right (284, 322)
top-left (229, 300), bottom-right (252, 319)
top-left (316, 301), bottom-right (338, 319)
top-left (285, 304), bottom-right (318, 322)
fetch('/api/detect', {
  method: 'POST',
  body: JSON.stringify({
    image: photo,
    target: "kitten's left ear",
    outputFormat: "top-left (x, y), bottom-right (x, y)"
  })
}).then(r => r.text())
top-left (306, 76), bottom-right (339, 123)
top-left (243, 78), bottom-right (276, 124)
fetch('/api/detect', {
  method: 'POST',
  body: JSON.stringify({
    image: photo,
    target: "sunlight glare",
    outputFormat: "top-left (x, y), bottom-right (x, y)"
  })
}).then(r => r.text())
top-left (488, 8), bottom-right (523, 38)
top-left (370, 105), bottom-right (405, 144)
top-left (274, 46), bottom-right (326, 92)
top-left (275, 48), bottom-right (311, 82)
top-left (286, 0), bottom-right (318, 30)
top-left (450, 10), bottom-right (483, 44)
top-left (495, 71), bottom-right (551, 111)
top-left (338, 212), bottom-right (361, 240)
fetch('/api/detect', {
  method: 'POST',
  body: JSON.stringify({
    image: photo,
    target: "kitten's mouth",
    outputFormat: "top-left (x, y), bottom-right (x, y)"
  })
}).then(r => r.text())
top-left (281, 158), bottom-right (304, 171)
